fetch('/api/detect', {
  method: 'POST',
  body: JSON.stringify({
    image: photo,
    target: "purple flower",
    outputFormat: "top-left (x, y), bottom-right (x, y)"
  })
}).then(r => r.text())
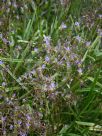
top-left (26, 122), bottom-right (30, 129)
top-left (10, 125), bottom-right (13, 130)
top-left (0, 60), bottom-right (3, 65)
top-left (12, 93), bottom-right (16, 97)
top-left (19, 131), bottom-right (27, 136)
top-left (1, 116), bottom-right (6, 122)
top-left (2, 38), bottom-right (8, 44)
top-left (8, 100), bottom-right (13, 105)
top-left (75, 60), bottom-right (80, 64)
top-left (75, 22), bottom-right (80, 27)
top-left (50, 82), bottom-right (56, 89)
top-left (15, 106), bottom-right (19, 111)
top-left (34, 48), bottom-right (38, 53)
top-left (70, 53), bottom-right (77, 60)
top-left (76, 35), bottom-right (81, 42)
top-left (77, 68), bottom-right (83, 75)
top-left (65, 46), bottom-right (70, 51)
top-left (44, 35), bottom-right (51, 46)
top-left (0, 33), bottom-right (3, 39)
top-left (45, 56), bottom-right (50, 62)
top-left (76, 59), bottom-right (82, 65)
top-left (66, 62), bottom-right (70, 68)
top-left (42, 64), bottom-right (46, 69)
top-left (13, 2), bottom-right (17, 8)
top-left (60, 22), bottom-right (67, 29)
top-left (2, 82), bottom-right (6, 86)
top-left (86, 41), bottom-right (91, 47)
top-left (99, 14), bottom-right (102, 19)
top-left (26, 114), bottom-right (31, 121)
top-left (18, 120), bottom-right (22, 125)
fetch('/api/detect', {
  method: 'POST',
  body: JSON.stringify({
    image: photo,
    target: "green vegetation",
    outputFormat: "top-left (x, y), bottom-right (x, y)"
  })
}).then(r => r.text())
top-left (0, 0), bottom-right (102, 135)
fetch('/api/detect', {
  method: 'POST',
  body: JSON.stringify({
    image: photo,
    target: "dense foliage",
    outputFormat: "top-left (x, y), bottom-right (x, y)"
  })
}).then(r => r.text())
top-left (0, 0), bottom-right (102, 136)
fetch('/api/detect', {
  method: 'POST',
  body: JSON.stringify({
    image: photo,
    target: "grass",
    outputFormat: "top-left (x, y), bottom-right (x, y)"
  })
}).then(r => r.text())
top-left (0, 0), bottom-right (102, 136)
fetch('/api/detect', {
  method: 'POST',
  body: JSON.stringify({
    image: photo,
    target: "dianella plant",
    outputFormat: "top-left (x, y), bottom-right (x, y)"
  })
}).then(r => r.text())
top-left (0, 0), bottom-right (102, 136)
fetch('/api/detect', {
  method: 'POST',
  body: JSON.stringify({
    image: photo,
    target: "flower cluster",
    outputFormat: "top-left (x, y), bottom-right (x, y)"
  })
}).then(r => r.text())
top-left (0, 90), bottom-right (45, 136)
top-left (0, 0), bottom-right (102, 136)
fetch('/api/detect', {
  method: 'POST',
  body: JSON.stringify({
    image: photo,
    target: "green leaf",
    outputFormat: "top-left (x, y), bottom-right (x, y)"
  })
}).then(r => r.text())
top-left (87, 77), bottom-right (102, 89)
top-left (59, 125), bottom-right (69, 135)
top-left (76, 121), bottom-right (95, 127)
